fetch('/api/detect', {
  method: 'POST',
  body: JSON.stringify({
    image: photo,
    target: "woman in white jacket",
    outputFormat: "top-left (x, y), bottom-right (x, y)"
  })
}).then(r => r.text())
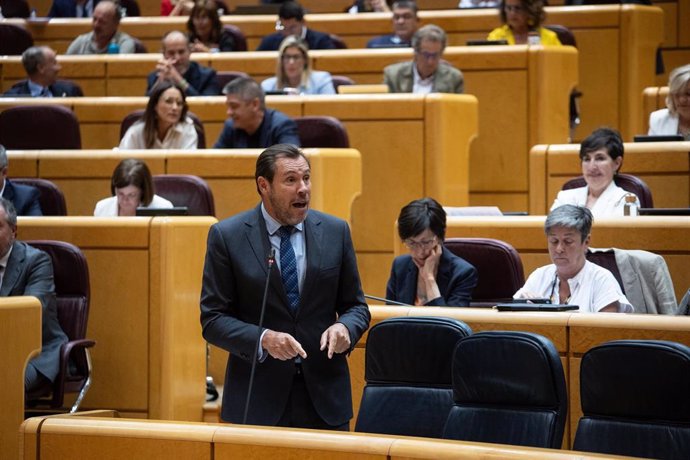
top-left (648, 64), bottom-right (690, 140)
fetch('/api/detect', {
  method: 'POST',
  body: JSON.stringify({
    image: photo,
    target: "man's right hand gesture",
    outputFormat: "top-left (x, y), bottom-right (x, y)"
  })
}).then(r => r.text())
top-left (262, 329), bottom-right (307, 361)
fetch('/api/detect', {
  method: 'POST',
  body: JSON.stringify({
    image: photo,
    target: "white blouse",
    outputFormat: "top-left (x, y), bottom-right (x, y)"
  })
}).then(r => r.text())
top-left (551, 181), bottom-right (639, 218)
top-left (119, 118), bottom-right (198, 150)
top-left (93, 195), bottom-right (173, 216)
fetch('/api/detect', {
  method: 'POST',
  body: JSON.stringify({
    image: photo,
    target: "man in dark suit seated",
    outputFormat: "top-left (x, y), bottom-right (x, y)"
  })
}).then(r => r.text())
top-left (0, 145), bottom-right (42, 216)
top-left (146, 30), bottom-right (220, 97)
top-left (256, 1), bottom-right (335, 51)
top-left (0, 197), bottom-right (67, 391)
top-left (0, 0), bottom-right (30, 17)
top-left (366, 0), bottom-right (419, 48)
top-left (2, 47), bottom-right (83, 98)
top-left (214, 77), bottom-right (300, 148)
top-left (200, 143), bottom-right (370, 428)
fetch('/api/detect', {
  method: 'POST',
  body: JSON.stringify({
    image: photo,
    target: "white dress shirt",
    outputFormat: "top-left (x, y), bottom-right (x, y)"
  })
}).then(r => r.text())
top-left (551, 180), bottom-right (639, 218)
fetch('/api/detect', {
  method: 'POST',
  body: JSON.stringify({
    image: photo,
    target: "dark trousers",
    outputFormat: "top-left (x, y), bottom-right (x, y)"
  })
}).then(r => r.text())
top-left (277, 365), bottom-right (349, 431)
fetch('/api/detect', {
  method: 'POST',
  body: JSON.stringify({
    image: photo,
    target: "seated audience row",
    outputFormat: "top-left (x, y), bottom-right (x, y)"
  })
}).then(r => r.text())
top-left (388, 197), bottom-right (632, 313)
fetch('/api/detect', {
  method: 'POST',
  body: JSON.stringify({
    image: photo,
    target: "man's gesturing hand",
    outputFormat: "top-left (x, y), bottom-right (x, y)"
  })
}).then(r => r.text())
top-left (262, 330), bottom-right (307, 361)
top-left (319, 323), bottom-right (351, 359)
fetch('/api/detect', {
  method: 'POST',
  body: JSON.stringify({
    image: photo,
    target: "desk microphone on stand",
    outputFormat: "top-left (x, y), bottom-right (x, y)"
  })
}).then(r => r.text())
top-left (242, 248), bottom-right (275, 425)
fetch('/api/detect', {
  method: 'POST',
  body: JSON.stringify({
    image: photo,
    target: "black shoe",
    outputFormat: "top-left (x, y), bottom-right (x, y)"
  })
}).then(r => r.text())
top-left (206, 378), bottom-right (219, 402)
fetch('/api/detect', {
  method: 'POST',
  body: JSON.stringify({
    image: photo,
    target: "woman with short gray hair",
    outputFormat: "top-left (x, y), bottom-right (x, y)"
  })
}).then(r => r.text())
top-left (514, 204), bottom-right (632, 313)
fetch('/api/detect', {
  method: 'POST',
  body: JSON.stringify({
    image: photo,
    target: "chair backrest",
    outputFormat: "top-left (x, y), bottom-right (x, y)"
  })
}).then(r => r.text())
top-left (0, 105), bottom-right (81, 149)
top-left (294, 116), bottom-right (350, 148)
top-left (355, 316), bottom-right (472, 438)
top-left (119, 109), bottom-right (206, 148)
top-left (331, 75), bottom-right (355, 92)
top-left (443, 331), bottom-right (568, 449)
top-left (585, 249), bottom-right (624, 293)
top-left (329, 34), bottom-right (348, 49)
top-left (545, 24), bottom-right (577, 47)
top-left (12, 178), bottom-right (68, 216)
top-left (215, 70), bottom-right (250, 92)
top-left (223, 24), bottom-right (248, 51)
top-left (443, 238), bottom-right (524, 307)
top-left (562, 174), bottom-right (654, 208)
top-left (573, 340), bottom-right (690, 458)
top-left (0, 23), bottom-right (33, 55)
top-left (152, 174), bottom-right (215, 216)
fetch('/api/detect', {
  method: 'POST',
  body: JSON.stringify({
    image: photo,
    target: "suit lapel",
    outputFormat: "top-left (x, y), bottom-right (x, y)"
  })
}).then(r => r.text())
top-left (400, 259), bottom-right (418, 305)
top-left (401, 63), bottom-right (414, 93)
top-left (298, 212), bottom-right (322, 315)
top-left (1, 242), bottom-right (24, 297)
top-left (434, 248), bottom-right (452, 297)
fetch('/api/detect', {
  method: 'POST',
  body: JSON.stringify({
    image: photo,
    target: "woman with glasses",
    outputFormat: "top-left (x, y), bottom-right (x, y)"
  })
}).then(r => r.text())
top-left (648, 64), bottom-right (690, 140)
top-left (94, 158), bottom-right (173, 216)
top-left (260, 36), bottom-right (336, 95)
top-left (514, 204), bottom-right (631, 313)
top-left (187, 0), bottom-right (235, 53)
top-left (487, 0), bottom-right (560, 45)
top-left (386, 197), bottom-right (478, 307)
top-left (119, 81), bottom-right (198, 150)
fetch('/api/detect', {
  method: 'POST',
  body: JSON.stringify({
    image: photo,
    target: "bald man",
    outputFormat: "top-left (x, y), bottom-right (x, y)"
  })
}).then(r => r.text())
top-left (66, 0), bottom-right (136, 54)
top-left (146, 30), bottom-right (220, 96)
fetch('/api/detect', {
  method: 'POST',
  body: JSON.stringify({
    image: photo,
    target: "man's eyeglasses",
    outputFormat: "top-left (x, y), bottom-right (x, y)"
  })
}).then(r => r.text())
top-left (416, 51), bottom-right (441, 61)
top-left (404, 237), bottom-right (438, 251)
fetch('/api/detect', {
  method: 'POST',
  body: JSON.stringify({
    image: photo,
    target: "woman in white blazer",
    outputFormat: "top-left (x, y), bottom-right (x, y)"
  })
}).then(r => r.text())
top-left (648, 64), bottom-right (690, 140)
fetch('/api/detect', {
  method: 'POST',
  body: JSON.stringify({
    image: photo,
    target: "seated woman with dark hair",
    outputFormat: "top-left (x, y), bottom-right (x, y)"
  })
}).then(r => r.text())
top-left (94, 158), bottom-right (173, 216)
top-left (187, 0), bottom-right (235, 52)
top-left (386, 197), bottom-right (478, 306)
top-left (119, 81), bottom-right (198, 150)
top-left (514, 204), bottom-right (632, 313)
top-left (551, 127), bottom-right (639, 217)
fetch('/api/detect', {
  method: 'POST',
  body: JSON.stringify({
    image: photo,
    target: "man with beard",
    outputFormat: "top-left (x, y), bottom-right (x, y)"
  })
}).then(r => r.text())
top-left (213, 77), bottom-right (300, 148)
top-left (200, 143), bottom-right (370, 429)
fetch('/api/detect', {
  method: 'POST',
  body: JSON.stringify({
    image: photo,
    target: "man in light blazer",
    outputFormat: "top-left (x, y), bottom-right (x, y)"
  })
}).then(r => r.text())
top-left (0, 197), bottom-right (67, 391)
top-left (200, 144), bottom-right (370, 429)
top-left (384, 24), bottom-right (464, 94)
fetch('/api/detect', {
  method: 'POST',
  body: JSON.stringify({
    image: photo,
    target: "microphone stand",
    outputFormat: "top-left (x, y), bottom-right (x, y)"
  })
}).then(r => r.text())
top-left (242, 248), bottom-right (275, 425)
top-left (364, 294), bottom-right (411, 307)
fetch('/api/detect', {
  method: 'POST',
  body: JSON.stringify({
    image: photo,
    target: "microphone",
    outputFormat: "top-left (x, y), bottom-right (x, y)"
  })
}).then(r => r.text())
top-left (242, 248), bottom-right (276, 425)
top-left (364, 294), bottom-right (412, 307)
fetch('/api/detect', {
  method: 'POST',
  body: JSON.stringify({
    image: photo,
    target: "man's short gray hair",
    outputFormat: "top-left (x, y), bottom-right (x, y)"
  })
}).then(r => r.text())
top-left (412, 24), bottom-right (447, 53)
top-left (21, 46), bottom-right (48, 76)
top-left (222, 77), bottom-right (266, 111)
top-left (0, 197), bottom-right (18, 230)
top-left (544, 204), bottom-right (593, 242)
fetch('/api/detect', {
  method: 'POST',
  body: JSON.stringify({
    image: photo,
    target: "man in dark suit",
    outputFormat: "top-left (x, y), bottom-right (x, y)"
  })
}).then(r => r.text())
top-left (0, 197), bottom-right (67, 391)
top-left (2, 47), bottom-right (83, 98)
top-left (200, 143), bottom-right (370, 429)
top-left (256, 1), bottom-right (335, 51)
top-left (384, 24), bottom-right (464, 94)
top-left (214, 77), bottom-right (300, 148)
top-left (366, 0), bottom-right (419, 48)
top-left (0, 145), bottom-right (42, 216)
top-left (146, 31), bottom-right (219, 96)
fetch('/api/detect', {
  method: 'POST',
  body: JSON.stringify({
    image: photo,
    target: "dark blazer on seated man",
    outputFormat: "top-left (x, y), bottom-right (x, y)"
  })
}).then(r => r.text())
top-left (386, 247), bottom-right (478, 307)
top-left (214, 108), bottom-right (300, 149)
top-left (146, 61), bottom-right (219, 97)
top-left (2, 179), bottom-right (42, 216)
top-left (48, 0), bottom-right (100, 17)
top-left (2, 79), bottom-right (84, 98)
top-left (257, 28), bottom-right (335, 51)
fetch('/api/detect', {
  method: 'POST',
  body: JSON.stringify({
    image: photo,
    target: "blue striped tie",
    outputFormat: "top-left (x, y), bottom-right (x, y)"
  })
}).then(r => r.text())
top-left (278, 226), bottom-right (300, 313)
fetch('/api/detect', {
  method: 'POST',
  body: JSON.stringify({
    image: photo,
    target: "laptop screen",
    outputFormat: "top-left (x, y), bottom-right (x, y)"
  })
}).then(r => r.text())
top-left (136, 207), bottom-right (189, 216)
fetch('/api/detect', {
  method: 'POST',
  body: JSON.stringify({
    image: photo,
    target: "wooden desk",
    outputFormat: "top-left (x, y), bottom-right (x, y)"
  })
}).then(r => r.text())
top-left (20, 414), bottom-right (635, 459)
top-left (16, 217), bottom-right (216, 421)
top-left (1, 4), bottom-right (661, 141)
top-left (0, 297), bottom-right (41, 460)
top-left (529, 141), bottom-right (690, 215)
